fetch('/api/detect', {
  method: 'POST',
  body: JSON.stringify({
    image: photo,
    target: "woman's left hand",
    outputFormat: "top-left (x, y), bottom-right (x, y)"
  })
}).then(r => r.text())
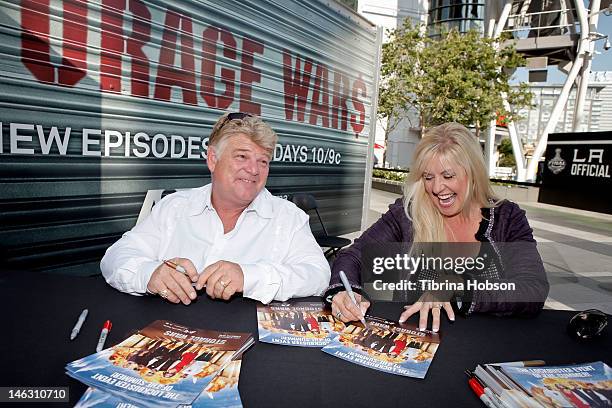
top-left (399, 292), bottom-right (455, 332)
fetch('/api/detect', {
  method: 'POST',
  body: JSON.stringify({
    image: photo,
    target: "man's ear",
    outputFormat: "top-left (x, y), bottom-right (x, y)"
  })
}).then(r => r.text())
top-left (207, 146), bottom-right (217, 173)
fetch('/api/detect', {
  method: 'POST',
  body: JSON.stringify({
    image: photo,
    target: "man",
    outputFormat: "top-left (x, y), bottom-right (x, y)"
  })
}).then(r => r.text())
top-left (101, 112), bottom-right (330, 304)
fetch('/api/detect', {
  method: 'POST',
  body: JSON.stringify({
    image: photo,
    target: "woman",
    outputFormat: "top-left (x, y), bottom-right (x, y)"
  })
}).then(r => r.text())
top-left (325, 122), bottom-right (549, 332)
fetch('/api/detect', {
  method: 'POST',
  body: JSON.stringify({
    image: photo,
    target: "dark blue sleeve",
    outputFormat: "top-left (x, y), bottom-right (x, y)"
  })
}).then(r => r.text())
top-left (472, 202), bottom-right (550, 316)
top-left (325, 198), bottom-right (411, 300)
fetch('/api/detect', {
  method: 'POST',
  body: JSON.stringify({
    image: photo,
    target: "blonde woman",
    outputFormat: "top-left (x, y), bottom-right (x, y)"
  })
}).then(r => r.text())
top-left (326, 123), bottom-right (549, 332)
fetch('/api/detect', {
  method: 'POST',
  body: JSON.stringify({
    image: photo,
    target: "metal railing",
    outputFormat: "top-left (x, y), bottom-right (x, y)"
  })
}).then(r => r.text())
top-left (503, 3), bottom-right (579, 39)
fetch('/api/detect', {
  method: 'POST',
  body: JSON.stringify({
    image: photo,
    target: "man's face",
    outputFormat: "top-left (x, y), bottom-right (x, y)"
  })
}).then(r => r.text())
top-left (207, 133), bottom-right (270, 209)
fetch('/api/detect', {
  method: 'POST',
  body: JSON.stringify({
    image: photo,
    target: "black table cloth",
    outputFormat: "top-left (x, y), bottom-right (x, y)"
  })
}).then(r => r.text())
top-left (1, 271), bottom-right (609, 407)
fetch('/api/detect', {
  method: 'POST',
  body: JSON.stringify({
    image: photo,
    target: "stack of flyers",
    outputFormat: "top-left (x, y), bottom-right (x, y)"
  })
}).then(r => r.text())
top-left (500, 361), bottom-right (612, 408)
top-left (321, 315), bottom-right (440, 378)
top-left (256, 301), bottom-right (346, 347)
top-left (74, 358), bottom-right (244, 407)
top-left (66, 320), bottom-right (253, 407)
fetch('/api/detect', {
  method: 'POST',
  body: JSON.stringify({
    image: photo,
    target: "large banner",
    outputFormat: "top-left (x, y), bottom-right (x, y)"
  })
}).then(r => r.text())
top-left (0, 0), bottom-right (379, 274)
top-left (539, 131), bottom-right (612, 214)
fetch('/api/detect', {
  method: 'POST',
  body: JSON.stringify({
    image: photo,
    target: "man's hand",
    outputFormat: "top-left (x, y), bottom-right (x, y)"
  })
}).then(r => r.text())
top-left (196, 260), bottom-right (244, 300)
top-left (399, 291), bottom-right (454, 332)
top-left (147, 258), bottom-right (199, 305)
top-left (331, 291), bottom-right (370, 323)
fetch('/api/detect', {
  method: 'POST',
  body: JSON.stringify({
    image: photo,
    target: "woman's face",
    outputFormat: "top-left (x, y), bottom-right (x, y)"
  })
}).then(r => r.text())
top-left (422, 154), bottom-right (469, 218)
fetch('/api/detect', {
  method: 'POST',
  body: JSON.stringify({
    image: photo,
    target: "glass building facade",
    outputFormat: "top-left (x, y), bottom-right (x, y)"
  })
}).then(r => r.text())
top-left (428, 1), bottom-right (485, 37)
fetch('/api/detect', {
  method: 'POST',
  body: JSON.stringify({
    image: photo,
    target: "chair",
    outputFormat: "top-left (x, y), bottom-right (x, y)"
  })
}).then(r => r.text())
top-left (136, 189), bottom-right (177, 225)
top-left (291, 193), bottom-right (351, 258)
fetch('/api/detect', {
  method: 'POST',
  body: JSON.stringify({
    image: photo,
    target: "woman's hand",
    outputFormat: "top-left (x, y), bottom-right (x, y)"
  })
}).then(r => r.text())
top-left (399, 292), bottom-right (454, 332)
top-left (331, 291), bottom-right (370, 323)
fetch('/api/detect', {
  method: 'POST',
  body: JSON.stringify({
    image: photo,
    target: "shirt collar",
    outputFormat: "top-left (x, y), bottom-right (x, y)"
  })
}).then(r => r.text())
top-left (187, 184), bottom-right (212, 216)
top-left (246, 188), bottom-right (274, 219)
top-left (188, 183), bottom-right (273, 219)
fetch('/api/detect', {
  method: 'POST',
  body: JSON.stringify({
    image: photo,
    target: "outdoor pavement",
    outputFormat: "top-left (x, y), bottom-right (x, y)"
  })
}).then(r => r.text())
top-left (342, 188), bottom-right (612, 314)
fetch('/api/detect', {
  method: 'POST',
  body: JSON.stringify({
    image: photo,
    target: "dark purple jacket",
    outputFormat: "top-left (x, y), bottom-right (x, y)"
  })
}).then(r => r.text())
top-left (327, 199), bottom-right (549, 316)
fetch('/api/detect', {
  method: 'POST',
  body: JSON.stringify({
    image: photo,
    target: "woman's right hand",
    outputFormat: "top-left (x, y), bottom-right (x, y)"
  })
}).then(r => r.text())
top-left (331, 291), bottom-right (370, 323)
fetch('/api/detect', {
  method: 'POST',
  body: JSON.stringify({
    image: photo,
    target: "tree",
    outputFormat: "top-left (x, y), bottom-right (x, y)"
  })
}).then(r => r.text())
top-left (497, 138), bottom-right (516, 168)
top-left (378, 23), bottom-right (424, 165)
top-left (378, 21), bottom-right (533, 142)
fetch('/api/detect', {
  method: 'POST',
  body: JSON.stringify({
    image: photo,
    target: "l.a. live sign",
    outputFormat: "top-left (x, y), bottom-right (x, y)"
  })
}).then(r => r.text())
top-left (19, 0), bottom-right (367, 136)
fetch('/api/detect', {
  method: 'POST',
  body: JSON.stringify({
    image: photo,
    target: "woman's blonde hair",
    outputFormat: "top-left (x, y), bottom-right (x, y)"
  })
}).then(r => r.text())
top-left (403, 122), bottom-right (498, 242)
top-left (209, 112), bottom-right (277, 158)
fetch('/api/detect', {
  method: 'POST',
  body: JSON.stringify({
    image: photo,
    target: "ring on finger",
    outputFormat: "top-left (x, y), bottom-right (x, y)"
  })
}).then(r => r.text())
top-left (160, 289), bottom-right (169, 298)
top-left (336, 311), bottom-right (342, 319)
top-left (432, 303), bottom-right (442, 309)
top-left (218, 279), bottom-right (228, 288)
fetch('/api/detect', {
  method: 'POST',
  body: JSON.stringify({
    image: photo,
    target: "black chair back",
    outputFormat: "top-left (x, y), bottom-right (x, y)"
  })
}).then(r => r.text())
top-left (291, 193), bottom-right (318, 212)
top-left (290, 193), bottom-right (351, 259)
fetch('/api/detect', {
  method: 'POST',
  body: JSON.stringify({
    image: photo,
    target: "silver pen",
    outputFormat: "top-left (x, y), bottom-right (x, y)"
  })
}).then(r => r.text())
top-left (163, 259), bottom-right (187, 275)
top-left (339, 271), bottom-right (368, 328)
top-left (70, 309), bottom-right (88, 340)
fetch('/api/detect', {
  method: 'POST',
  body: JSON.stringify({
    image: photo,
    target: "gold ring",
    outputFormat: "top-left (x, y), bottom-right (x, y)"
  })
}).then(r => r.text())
top-left (160, 289), bottom-right (169, 298)
top-left (432, 304), bottom-right (442, 309)
top-left (219, 280), bottom-right (228, 288)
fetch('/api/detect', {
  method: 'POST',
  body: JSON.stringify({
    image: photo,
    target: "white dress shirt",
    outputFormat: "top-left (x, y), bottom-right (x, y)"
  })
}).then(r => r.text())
top-left (100, 184), bottom-right (331, 303)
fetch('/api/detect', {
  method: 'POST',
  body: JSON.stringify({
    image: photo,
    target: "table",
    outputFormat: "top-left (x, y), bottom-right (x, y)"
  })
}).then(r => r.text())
top-left (1, 271), bottom-right (609, 407)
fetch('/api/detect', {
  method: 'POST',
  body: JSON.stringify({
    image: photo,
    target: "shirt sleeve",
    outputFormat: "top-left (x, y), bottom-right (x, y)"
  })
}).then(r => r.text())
top-left (470, 202), bottom-right (550, 316)
top-left (240, 212), bottom-right (331, 304)
top-left (325, 199), bottom-right (407, 301)
top-left (100, 195), bottom-right (177, 295)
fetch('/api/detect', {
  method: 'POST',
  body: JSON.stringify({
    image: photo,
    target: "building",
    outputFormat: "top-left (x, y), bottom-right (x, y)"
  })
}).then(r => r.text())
top-left (427, 0), bottom-right (486, 37)
top-left (358, 0), bottom-right (427, 168)
top-left (359, 0), bottom-right (487, 168)
top-left (513, 71), bottom-right (612, 148)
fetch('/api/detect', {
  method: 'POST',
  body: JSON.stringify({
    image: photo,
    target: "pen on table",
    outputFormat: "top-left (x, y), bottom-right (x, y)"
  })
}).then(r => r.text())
top-left (163, 259), bottom-right (187, 275)
top-left (70, 308), bottom-right (88, 340)
top-left (468, 377), bottom-right (498, 408)
top-left (466, 370), bottom-right (511, 408)
top-left (338, 271), bottom-right (368, 328)
top-left (96, 320), bottom-right (112, 352)
top-left (492, 360), bottom-right (546, 367)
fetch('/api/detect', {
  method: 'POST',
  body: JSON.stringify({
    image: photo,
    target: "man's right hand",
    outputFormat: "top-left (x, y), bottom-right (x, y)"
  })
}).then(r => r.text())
top-left (147, 258), bottom-right (199, 305)
top-left (331, 291), bottom-right (370, 323)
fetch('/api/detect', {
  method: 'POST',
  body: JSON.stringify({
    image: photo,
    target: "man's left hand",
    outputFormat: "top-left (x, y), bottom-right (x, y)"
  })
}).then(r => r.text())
top-left (196, 260), bottom-right (244, 300)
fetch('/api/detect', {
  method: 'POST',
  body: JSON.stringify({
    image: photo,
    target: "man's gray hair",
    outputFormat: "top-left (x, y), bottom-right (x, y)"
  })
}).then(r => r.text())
top-left (209, 112), bottom-right (277, 158)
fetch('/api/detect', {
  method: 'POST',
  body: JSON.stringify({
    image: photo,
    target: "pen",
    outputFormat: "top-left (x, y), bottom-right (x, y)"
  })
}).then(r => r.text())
top-left (70, 308), bottom-right (88, 340)
top-left (466, 370), bottom-right (512, 408)
top-left (483, 387), bottom-right (510, 408)
top-left (163, 259), bottom-right (187, 275)
top-left (339, 271), bottom-right (368, 328)
top-left (492, 360), bottom-right (546, 367)
top-left (96, 320), bottom-right (112, 352)
top-left (469, 377), bottom-right (497, 408)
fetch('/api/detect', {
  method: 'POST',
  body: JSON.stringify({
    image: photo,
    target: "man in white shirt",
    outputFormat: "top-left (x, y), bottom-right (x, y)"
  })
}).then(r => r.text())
top-left (100, 112), bottom-right (330, 304)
